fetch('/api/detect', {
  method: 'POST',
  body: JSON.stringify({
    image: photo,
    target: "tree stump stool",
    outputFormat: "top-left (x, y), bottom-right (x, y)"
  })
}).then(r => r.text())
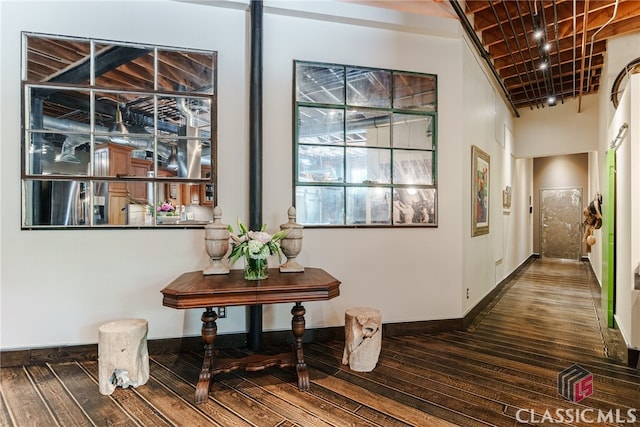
top-left (342, 307), bottom-right (382, 372)
top-left (98, 318), bottom-right (149, 395)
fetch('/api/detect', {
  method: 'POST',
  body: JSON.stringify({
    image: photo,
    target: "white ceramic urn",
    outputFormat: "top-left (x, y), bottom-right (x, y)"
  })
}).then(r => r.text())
top-left (279, 206), bottom-right (304, 272)
top-left (203, 206), bottom-right (230, 275)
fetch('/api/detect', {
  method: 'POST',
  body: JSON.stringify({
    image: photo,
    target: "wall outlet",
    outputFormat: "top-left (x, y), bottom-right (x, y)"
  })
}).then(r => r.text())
top-left (466, 288), bottom-right (470, 299)
top-left (217, 307), bottom-right (226, 318)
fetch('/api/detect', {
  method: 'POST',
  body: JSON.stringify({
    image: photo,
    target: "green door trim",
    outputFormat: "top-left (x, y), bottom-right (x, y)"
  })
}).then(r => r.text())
top-left (603, 150), bottom-right (615, 327)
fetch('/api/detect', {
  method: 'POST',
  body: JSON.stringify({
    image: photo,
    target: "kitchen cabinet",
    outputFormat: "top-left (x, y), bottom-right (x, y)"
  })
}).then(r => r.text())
top-left (177, 165), bottom-right (213, 207)
top-left (156, 168), bottom-right (180, 209)
top-left (129, 158), bottom-right (153, 203)
top-left (94, 143), bottom-right (133, 225)
top-left (200, 165), bottom-right (214, 206)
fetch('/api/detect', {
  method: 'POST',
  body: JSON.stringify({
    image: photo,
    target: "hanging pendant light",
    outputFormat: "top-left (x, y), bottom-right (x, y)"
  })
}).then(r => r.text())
top-left (166, 143), bottom-right (179, 169)
top-left (109, 104), bottom-right (129, 135)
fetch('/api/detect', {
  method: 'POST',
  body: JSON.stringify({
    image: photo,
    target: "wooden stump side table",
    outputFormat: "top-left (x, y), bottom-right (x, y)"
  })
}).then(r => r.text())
top-left (160, 268), bottom-right (341, 404)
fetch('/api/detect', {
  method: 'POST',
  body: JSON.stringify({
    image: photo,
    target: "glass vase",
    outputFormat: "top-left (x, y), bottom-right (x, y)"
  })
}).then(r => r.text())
top-left (244, 255), bottom-right (269, 280)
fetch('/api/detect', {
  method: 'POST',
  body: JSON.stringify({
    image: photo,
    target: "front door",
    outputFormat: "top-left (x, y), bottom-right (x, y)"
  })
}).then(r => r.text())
top-left (540, 187), bottom-right (582, 260)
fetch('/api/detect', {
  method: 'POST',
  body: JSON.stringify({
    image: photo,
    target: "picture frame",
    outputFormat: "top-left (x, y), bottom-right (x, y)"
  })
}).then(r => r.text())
top-left (472, 145), bottom-right (490, 236)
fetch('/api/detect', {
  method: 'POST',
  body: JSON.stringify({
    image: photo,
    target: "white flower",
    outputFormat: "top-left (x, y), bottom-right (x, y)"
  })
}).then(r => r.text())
top-left (248, 230), bottom-right (273, 243)
top-left (227, 220), bottom-right (289, 265)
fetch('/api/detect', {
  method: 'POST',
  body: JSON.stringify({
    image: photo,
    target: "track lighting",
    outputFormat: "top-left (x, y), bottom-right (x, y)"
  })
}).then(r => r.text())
top-left (547, 96), bottom-right (557, 106)
top-left (539, 61), bottom-right (548, 70)
top-left (533, 29), bottom-right (544, 40)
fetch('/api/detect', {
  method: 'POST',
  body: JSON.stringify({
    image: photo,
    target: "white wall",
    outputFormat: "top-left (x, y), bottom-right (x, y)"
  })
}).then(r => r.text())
top-left (0, 0), bottom-right (251, 349)
top-left (514, 94), bottom-right (599, 159)
top-left (607, 74), bottom-right (640, 350)
top-left (596, 34), bottom-right (640, 290)
top-left (0, 0), bottom-right (529, 350)
top-left (459, 37), bottom-right (529, 314)
top-left (597, 33), bottom-right (640, 351)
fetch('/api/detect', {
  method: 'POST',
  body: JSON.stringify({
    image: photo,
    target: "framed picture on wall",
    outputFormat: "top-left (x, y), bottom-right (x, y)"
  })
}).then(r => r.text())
top-left (472, 145), bottom-right (490, 236)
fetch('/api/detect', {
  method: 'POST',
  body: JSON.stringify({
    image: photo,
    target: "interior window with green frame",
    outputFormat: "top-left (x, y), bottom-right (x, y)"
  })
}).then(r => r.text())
top-left (294, 61), bottom-right (437, 227)
top-left (21, 32), bottom-right (217, 229)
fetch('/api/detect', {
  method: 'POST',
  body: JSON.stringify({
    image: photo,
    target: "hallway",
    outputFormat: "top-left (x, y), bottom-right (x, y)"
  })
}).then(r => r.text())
top-left (2, 258), bottom-right (639, 426)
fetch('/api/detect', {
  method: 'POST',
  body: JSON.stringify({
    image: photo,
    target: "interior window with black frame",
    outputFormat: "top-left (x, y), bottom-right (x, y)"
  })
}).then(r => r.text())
top-left (294, 61), bottom-right (437, 227)
top-left (21, 33), bottom-right (217, 229)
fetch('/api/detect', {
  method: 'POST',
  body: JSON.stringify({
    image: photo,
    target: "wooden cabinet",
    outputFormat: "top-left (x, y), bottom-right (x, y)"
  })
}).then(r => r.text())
top-left (156, 168), bottom-right (179, 208)
top-left (129, 158), bottom-right (152, 203)
top-left (93, 145), bottom-right (212, 224)
top-left (200, 165), bottom-right (214, 206)
top-left (177, 165), bottom-right (213, 207)
top-left (94, 143), bottom-right (134, 225)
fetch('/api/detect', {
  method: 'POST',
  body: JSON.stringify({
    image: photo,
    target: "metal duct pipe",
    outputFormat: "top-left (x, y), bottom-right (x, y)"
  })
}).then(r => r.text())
top-left (42, 116), bottom-right (194, 163)
top-left (248, 0), bottom-right (264, 352)
top-left (586, 0), bottom-right (619, 93)
top-left (175, 97), bottom-right (203, 178)
top-left (55, 135), bottom-right (87, 163)
top-left (449, 0), bottom-right (520, 118)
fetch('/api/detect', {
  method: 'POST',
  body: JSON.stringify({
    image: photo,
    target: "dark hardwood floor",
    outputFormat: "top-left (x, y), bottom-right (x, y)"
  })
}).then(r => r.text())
top-left (2, 258), bottom-right (639, 426)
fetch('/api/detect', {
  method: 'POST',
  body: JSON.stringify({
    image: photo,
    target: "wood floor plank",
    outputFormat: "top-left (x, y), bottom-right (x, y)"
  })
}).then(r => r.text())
top-left (396, 333), bottom-right (640, 407)
top-left (119, 369), bottom-right (223, 427)
top-left (261, 360), bottom-right (424, 427)
top-left (367, 339), bottom-right (627, 426)
top-left (0, 366), bottom-right (57, 427)
top-left (303, 346), bottom-right (494, 427)
top-left (451, 329), bottom-right (640, 377)
top-left (78, 360), bottom-right (175, 427)
top-left (305, 366), bottom-right (457, 427)
top-left (239, 369), bottom-right (384, 427)
top-left (154, 352), bottom-right (288, 426)
top-left (26, 364), bottom-right (92, 426)
top-left (465, 329), bottom-right (609, 362)
top-left (307, 341), bottom-right (589, 427)
top-left (473, 321), bottom-right (606, 351)
top-left (0, 390), bottom-right (14, 427)
top-left (218, 346), bottom-right (453, 427)
top-left (47, 362), bottom-right (139, 426)
top-left (149, 354), bottom-right (260, 426)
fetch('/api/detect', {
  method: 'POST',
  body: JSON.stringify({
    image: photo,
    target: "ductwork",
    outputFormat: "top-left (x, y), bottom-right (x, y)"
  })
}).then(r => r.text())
top-left (42, 116), bottom-right (210, 166)
top-left (43, 116), bottom-right (163, 163)
top-left (55, 135), bottom-right (87, 163)
top-left (175, 96), bottom-right (203, 179)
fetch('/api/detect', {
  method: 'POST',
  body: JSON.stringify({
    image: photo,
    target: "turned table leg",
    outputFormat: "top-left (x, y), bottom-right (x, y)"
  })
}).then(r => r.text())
top-left (195, 307), bottom-right (217, 404)
top-left (291, 302), bottom-right (309, 391)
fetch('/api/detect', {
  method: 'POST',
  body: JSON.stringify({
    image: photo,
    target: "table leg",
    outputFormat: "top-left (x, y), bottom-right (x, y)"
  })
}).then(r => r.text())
top-left (195, 307), bottom-right (217, 404)
top-left (291, 302), bottom-right (309, 391)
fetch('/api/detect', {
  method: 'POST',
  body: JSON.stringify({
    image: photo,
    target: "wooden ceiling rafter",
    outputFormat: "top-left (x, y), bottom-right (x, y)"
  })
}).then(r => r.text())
top-left (456, 0), bottom-right (640, 110)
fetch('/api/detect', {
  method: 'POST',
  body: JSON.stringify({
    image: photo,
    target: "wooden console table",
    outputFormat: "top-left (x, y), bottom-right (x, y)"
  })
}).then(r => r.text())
top-left (161, 268), bottom-right (340, 404)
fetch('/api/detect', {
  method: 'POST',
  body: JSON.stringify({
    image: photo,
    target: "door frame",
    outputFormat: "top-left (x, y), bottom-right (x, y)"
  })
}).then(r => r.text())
top-left (602, 150), bottom-right (616, 328)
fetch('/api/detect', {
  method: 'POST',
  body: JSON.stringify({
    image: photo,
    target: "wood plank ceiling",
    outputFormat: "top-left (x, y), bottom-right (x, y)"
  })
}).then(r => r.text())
top-left (25, 36), bottom-right (214, 130)
top-left (360, 0), bottom-right (640, 113)
top-left (464, 0), bottom-right (640, 112)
